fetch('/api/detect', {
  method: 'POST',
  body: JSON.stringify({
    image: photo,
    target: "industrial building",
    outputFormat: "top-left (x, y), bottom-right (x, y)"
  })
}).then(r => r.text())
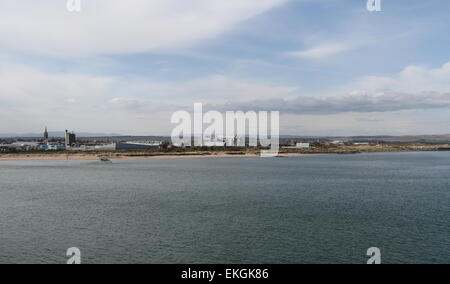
top-left (65, 130), bottom-right (76, 147)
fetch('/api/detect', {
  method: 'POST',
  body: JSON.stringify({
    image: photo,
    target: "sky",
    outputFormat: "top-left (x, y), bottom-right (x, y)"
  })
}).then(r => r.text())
top-left (0, 0), bottom-right (449, 136)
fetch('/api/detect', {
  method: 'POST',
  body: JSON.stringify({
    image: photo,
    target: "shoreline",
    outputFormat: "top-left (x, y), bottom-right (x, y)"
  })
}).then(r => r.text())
top-left (0, 152), bottom-right (328, 161)
top-left (0, 150), bottom-right (444, 161)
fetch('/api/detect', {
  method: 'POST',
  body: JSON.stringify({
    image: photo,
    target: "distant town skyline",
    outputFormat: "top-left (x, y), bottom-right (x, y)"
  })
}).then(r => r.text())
top-left (1, 0), bottom-right (450, 136)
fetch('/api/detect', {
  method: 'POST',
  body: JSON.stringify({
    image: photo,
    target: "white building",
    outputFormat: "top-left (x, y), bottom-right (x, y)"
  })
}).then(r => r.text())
top-left (296, 143), bottom-right (310, 149)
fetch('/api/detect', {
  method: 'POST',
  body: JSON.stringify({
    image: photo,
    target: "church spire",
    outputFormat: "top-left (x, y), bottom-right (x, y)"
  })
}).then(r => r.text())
top-left (44, 126), bottom-right (49, 141)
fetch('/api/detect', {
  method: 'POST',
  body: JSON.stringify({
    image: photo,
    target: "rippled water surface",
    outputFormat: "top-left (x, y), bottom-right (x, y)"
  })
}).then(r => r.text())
top-left (0, 152), bottom-right (449, 263)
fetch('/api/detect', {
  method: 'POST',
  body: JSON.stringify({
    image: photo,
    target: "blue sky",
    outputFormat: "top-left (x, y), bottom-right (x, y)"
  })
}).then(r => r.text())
top-left (0, 0), bottom-right (449, 135)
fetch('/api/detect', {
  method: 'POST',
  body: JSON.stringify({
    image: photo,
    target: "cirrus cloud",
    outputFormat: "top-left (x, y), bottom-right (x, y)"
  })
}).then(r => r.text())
top-left (285, 43), bottom-right (353, 59)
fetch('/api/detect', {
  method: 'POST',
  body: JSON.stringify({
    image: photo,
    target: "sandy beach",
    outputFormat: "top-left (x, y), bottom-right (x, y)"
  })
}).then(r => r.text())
top-left (0, 152), bottom-right (330, 161)
top-left (1, 144), bottom-right (443, 161)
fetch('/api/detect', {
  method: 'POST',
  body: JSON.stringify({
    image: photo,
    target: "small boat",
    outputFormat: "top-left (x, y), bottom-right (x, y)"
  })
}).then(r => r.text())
top-left (99, 156), bottom-right (112, 163)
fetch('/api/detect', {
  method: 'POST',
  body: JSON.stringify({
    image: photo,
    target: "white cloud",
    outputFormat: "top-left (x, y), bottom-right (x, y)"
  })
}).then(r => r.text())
top-left (116, 75), bottom-right (300, 103)
top-left (216, 91), bottom-right (450, 114)
top-left (280, 111), bottom-right (450, 136)
top-left (1, 61), bottom-right (450, 135)
top-left (286, 43), bottom-right (353, 59)
top-left (217, 62), bottom-right (450, 114)
top-left (0, 0), bottom-right (288, 56)
top-left (0, 64), bottom-right (300, 133)
top-left (348, 62), bottom-right (450, 94)
top-left (0, 65), bottom-right (299, 108)
top-left (0, 66), bottom-right (114, 106)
